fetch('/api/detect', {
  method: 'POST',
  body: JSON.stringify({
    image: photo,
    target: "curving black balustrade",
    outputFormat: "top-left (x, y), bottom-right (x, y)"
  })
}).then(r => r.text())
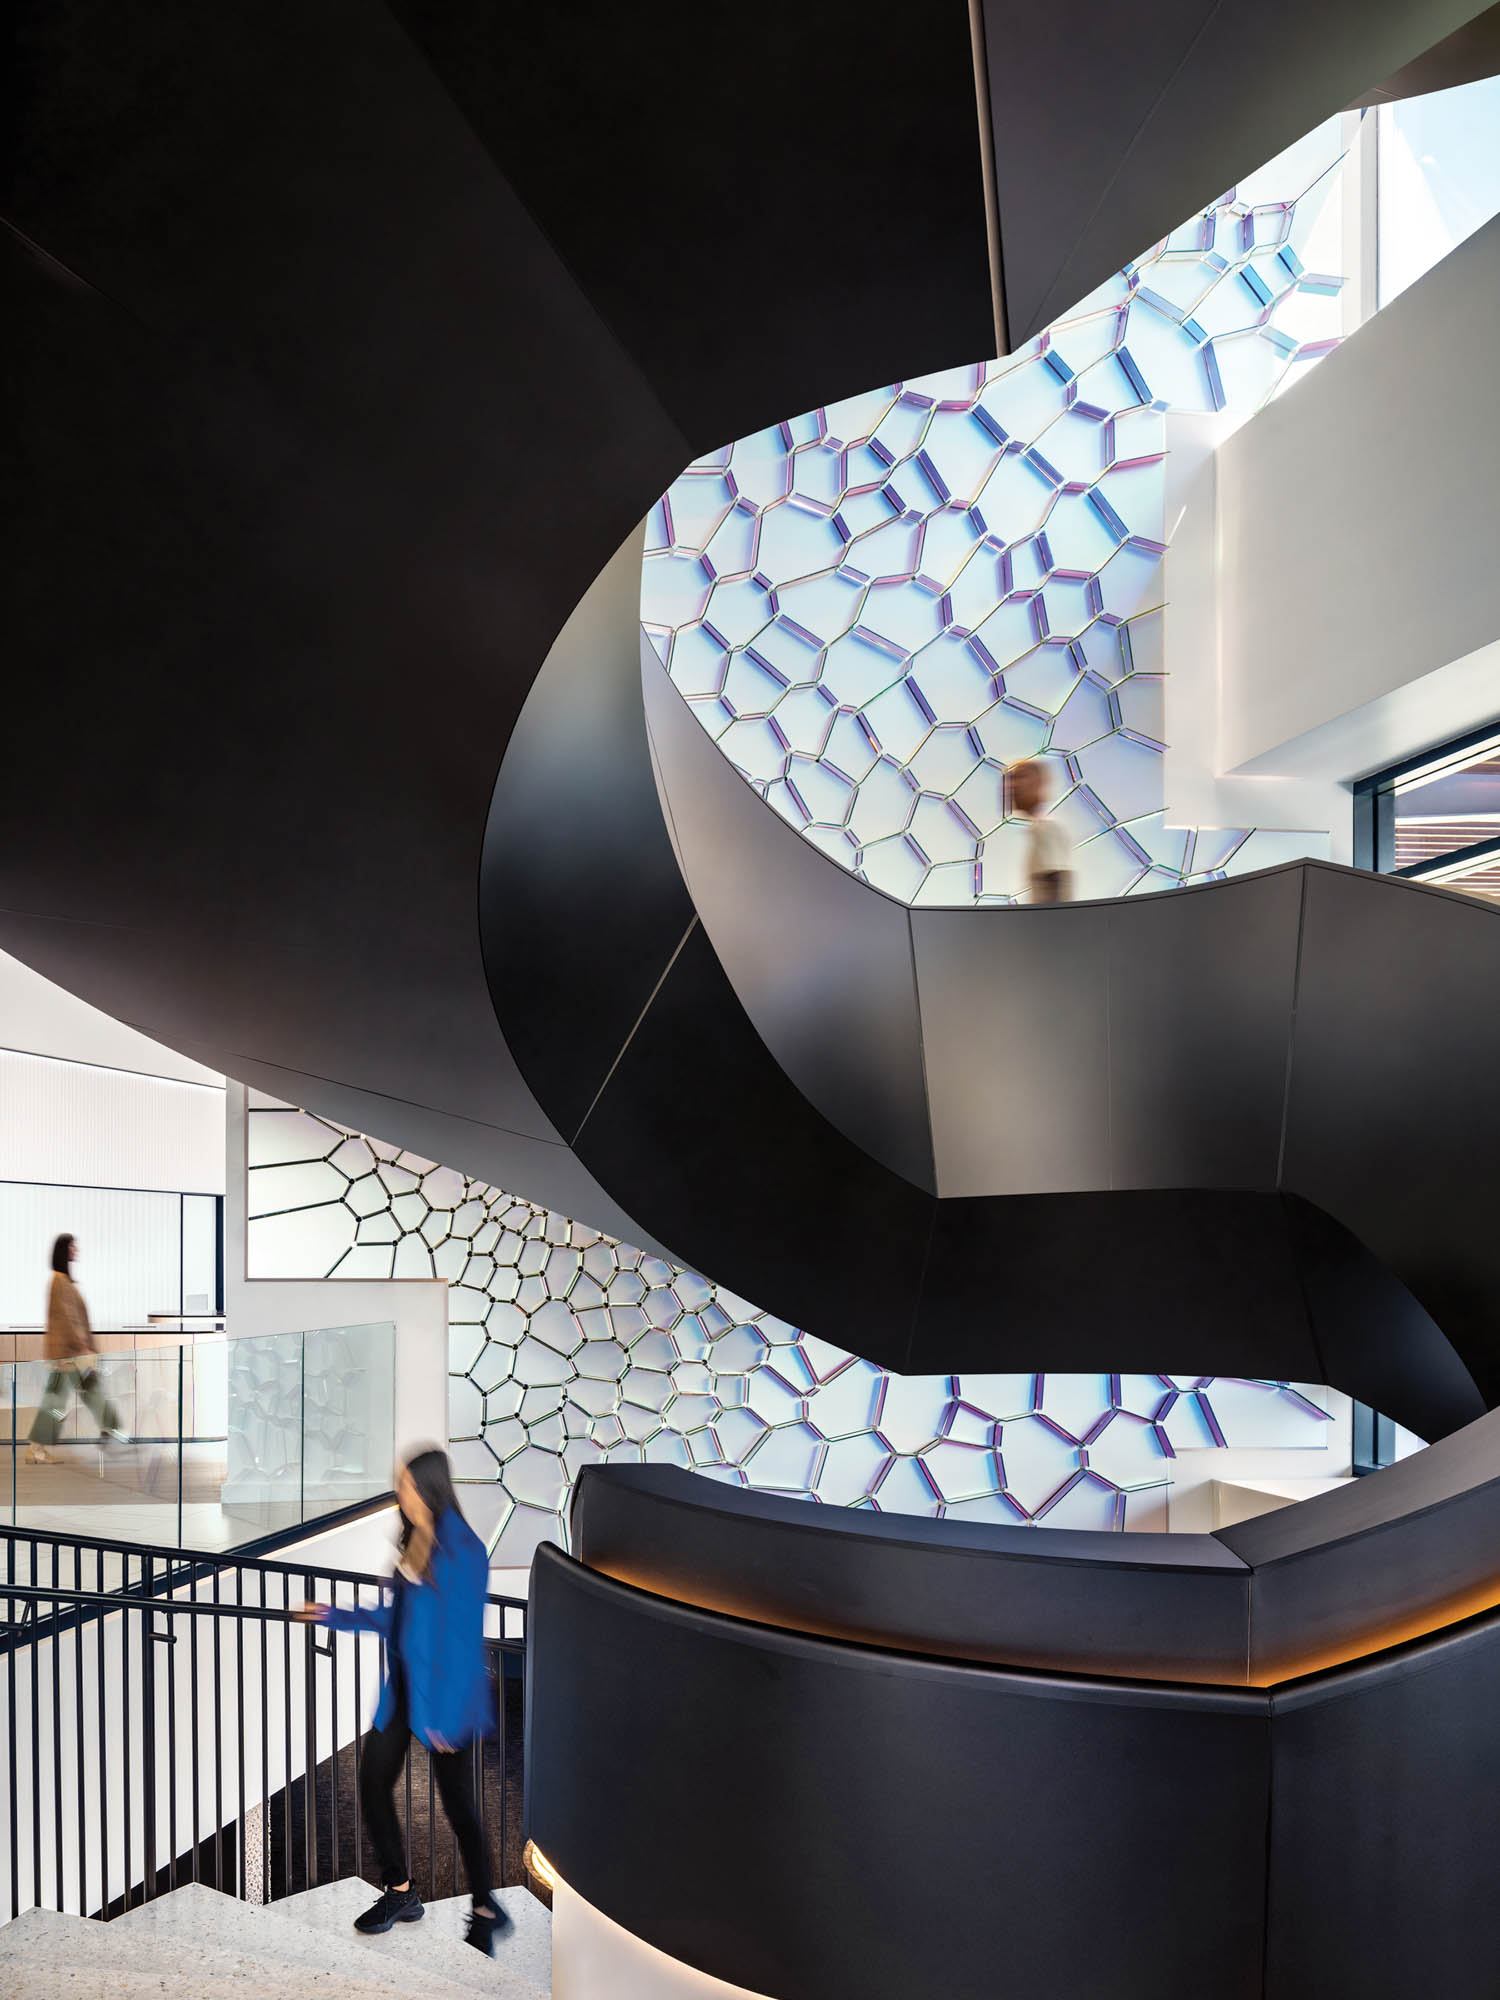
top-left (526, 1458), bottom-right (1500, 1999)
top-left (484, 539), bottom-right (1494, 1440)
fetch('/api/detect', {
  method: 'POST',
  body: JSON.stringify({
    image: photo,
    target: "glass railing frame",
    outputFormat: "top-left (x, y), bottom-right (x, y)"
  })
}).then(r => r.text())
top-left (2, 1320), bottom-right (397, 1556)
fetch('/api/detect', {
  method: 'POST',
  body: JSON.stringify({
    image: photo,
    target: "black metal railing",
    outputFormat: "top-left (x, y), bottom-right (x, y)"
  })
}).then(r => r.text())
top-left (0, 1526), bottom-right (526, 1925)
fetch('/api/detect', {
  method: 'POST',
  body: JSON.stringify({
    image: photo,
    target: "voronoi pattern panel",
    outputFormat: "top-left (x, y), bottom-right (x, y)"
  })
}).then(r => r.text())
top-left (247, 1097), bottom-right (1333, 1565)
top-left (641, 120), bottom-right (1346, 905)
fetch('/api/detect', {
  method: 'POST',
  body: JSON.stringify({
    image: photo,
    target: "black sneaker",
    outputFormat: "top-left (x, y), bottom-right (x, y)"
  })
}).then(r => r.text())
top-left (354, 1884), bottom-right (424, 1933)
top-left (465, 1896), bottom-right (514, 1955)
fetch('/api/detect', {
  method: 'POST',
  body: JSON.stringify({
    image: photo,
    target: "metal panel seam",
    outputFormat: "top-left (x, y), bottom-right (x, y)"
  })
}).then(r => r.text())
top-left (1274, 864), bottom-right (1311, 1189)
top-left (570, 916), bottom-right (699, 1146)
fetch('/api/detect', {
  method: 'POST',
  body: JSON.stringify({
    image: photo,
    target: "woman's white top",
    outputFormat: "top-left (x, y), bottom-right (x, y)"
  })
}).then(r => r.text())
top-left (1026, 814), bottom-right (1072, 880)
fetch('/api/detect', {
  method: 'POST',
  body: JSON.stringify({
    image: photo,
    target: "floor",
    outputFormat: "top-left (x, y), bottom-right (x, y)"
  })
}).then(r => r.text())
top-left (2, 1440), bottom-right (350, 1553)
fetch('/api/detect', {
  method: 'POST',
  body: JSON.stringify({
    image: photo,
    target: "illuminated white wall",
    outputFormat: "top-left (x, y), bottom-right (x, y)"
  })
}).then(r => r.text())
top-left (0, 951), bottom-right (225, 1326)
top-left (1219, 208), bottom-right (1500, 783)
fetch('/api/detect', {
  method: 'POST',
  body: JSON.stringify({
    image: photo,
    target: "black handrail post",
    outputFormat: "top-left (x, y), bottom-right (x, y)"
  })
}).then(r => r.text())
top-left (30, 1558), bottom-right (41, 1912)
top-left (165, 1600), bottom-right (179, 1893)
top-left (51, 1543), bottom-right (63, 1908)
top-left (280, 1574), bottom-right (292, 1895)
top-left (189, 1582), bottom-right (201, 1887)
top-left (211, 1566), bottom-right (223, 1894)
top-left (234, 1569), bottom-right (246, 1904)
top-left (73, 1542), bottom-right (86, 1916)
top-left (96, 1546), bottom-right (109, 1920)
top-left (353, 1577), bottom-right (364, 1884)
top-left (140, 1566), bottom-right (157, 1905)
top-left (177, 1347), bottom-right (185, 1559)
top-left (328, 1583), bottom-right (340, 1884)
top-left (6, 1537), bottom-right (17, 1924)
top-left (305, 1569), bottom-right (320, 1889)
top-left (260, 1574), bottom-right (271, 1904)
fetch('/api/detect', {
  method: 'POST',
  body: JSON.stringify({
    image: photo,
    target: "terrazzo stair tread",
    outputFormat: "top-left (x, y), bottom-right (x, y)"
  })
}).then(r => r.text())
top-left (109, 1881), bottom-right (479, 2000)
top-left (0, 1906), bottom-right (455, 2000)
top-left (279, 1877), bottom-right (551, 1999)
top-left (33, 1966), bottom-right (434, 1999)
top-left (40, 1970), bottom-right (386, 1998)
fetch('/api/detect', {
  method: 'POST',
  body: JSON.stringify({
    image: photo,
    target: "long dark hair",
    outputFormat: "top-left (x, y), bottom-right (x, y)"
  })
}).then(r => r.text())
top-left (399, 1447), bottom-right (463, 1570)
top-left (50, 1233), bottom-right (75, 1275)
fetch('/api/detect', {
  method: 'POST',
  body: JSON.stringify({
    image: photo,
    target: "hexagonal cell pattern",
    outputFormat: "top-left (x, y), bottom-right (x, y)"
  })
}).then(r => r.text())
top-left (642, 120), bottom-right (1348, 906)
top-left (247, 1095), bottom-right (1334, 1564)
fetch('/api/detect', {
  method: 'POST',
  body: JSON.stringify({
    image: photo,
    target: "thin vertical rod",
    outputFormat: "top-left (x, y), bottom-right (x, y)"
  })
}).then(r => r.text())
top-left (303, 1571), bottom-right (318, 1889)
top-left (353, 1580), bottom-right (364, 1882)
top-left (74, 1545), bottom-right (86, 1915)
top-left (51, 1544), bottom-right (63, 1907)
top-left (189, 1582), bottom-right (201, 1885)
top-left (96, 1548), bottom-right (109, 1918)
top-left (121, 1592), bottom-right (133, 1909)
top-left (260, 1574), bottom-right (270, 1904)
top-left (141, 1560), bottom-right (156, 1903)
top-left (328, 1574), bottom-right (339, 1882)
top-left (6, 1536), bottom-right (15, 1923)
top-left (166, 1600), bottom-right (179, 1892)
top-left (30, 1547), bottom-right (41, 1913)
top-left (281, 1575), bottom-right (293, 1894)
top-left (235, 1571), bottom-right (246, 1903)
top-left (212, 1568), bottom-right (223, 1893)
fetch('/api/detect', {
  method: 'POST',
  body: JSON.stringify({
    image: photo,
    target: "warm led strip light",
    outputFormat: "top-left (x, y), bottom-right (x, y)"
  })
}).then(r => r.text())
top-left (589, 1558), bottom-right (1500, 1691)
top-left (524, 1839), bottom-right (561, 1892)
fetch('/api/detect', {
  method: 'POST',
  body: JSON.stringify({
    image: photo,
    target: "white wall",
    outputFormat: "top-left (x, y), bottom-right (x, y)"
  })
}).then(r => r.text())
top-left (0, 951), bottom-right (226, 1324)
top-left (0, 949), bottom-right (221, 1087)
top-left (1217, 208), bottom-right (1500, 782)
top-left (224, 1084), bottom-right (448, 1470)
top-left (0, 1048), bottom-right (224, 1193)
top-left (1161, 414), bottom-right (1345, 858)
top-left (1163, 1389), bottom-right (1354, 1531)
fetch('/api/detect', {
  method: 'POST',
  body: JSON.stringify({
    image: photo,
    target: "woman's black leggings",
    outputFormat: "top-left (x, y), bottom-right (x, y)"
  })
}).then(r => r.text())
top-left (359, 1688), bottom-right (492, 1898)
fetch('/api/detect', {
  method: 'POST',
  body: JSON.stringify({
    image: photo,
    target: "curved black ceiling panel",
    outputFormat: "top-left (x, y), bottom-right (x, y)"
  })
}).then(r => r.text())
top-left (384, 0), bottom-right (999, 431)
top-left (0, 0), bottom-right (988, 1228)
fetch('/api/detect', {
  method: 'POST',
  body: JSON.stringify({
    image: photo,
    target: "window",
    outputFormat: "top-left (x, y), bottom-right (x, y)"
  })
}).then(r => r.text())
top-left (1354, 724), bottom-right (1500, 905)
top-left (1377, 74), bottom-right (1500, 307)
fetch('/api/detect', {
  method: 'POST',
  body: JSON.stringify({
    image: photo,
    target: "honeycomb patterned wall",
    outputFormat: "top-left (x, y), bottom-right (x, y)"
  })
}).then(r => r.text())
top-left (246, 1093), bottom-right (1333, 1567)
top-left (641, 119), bottom-right (1348, 905)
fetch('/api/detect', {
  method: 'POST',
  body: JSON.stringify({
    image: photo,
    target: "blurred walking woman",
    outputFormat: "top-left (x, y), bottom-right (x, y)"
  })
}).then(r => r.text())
top-left (26, 1234), bottom-right (124, 1464)
top-left (298, 1449), bottom-right (511, 1955)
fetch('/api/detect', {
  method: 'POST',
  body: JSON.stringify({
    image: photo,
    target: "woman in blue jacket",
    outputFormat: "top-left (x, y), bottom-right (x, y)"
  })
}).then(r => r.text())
top-left (300, 1448), bottom-right (510, 1954)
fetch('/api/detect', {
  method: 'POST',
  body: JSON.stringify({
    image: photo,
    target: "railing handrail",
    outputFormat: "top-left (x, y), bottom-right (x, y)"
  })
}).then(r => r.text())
top-left (0, 1578), bottom-right (528, 1623)
top-left (0, 1526), bottom-right (528, 1922)
top-left (0, 1516), bottom-right (432, 1594)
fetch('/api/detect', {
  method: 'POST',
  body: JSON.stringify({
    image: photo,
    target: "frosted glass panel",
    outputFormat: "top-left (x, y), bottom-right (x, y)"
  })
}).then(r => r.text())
top-left (0, 1184), bottom-right (180, 1326)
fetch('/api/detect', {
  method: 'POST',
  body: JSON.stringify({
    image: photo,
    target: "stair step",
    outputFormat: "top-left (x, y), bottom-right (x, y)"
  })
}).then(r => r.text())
top-left (0, 1904), bottom-right (464, 1999)
top-left (111, 1881), bottom-right (479, 1998)
top-left (278, 1877), bottom-right (551, 2000)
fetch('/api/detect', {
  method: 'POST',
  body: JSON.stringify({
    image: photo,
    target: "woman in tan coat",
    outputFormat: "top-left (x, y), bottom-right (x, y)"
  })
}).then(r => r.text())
top-left (26, 1233), bottom-right (125, 1464)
